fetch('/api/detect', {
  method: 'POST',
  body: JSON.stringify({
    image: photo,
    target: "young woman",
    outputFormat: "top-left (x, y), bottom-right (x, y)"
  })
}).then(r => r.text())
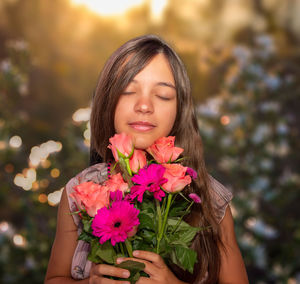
top-left (45, 34), bottom-right (249, 284)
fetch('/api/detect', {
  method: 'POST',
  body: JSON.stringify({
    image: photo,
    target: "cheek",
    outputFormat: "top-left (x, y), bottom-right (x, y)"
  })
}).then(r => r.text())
top-left (168, 108), bottom-right (177, 130)
top-left (160, 103), bottom-right (177, 133)
top-left (114, 100), bottom-right (127, 133)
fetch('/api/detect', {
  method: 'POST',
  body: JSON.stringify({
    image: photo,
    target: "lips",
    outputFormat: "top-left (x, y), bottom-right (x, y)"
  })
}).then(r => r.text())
top-left (128, 121), bottom-right (156, 131)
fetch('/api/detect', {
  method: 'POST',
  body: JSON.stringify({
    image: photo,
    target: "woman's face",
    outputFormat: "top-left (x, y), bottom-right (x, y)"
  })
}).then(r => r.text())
top-left (114, 53), bottom-right (177, 149)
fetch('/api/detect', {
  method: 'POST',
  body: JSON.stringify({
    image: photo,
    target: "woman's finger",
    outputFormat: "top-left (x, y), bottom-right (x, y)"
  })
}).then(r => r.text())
top-left (135, 276), bottom-right (153, 284)
top-left (133, 250), bottom-right (166, 268)
top-left (89, 275), bottom-right (130, 284)
top-left (91, 263), bottom-right (130, 279)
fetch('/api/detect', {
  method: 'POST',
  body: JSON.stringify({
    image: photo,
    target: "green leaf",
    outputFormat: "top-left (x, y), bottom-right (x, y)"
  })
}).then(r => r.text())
top-left (157, 237), bottom-right (171, 255)
top-left (168, 200), bottom-right (189, 217)
top-left (139, 229), bottom-right (156, 243)
top-left (98, 241), bottom-right (117, 264)
top-left (169, 249), bottom-right (186, 271)
top-left (131, 272), bottom-right (141, 283)
top-left (88, 240), bottom-right (103, 263)
top-left (88, 239), bottom-right (116, 264)
top-left (113, 253), bottom-right (125, 263)
top-left (138, 212), bottom-right (154, 230)
top-left (116, 260), bottom-right (145, 274)
top-left (82, 218), bottom-right (93, 234)
top-left (116, 260), bottom-right (146, 284)
top-left (174, 246), bottom-right (197, 274)
top-left (170, 227), bottom-right (198, 245)
top-left (166, 218), bottom-right (186, 231)
top-left (167, 218), bottom-right (200, 234)
top-left (133, 240), bottom-right (153, 251)
top-left (140, 199), bottom-right (156, 214)
top-left (78, 231), bottom-right (94, 243)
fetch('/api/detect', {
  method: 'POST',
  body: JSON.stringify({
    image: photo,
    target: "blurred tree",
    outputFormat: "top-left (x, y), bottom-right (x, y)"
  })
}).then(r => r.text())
top-left (0, 31), bottom-right (90, 283)
top-left (198, 33), bottom-right (300, 282)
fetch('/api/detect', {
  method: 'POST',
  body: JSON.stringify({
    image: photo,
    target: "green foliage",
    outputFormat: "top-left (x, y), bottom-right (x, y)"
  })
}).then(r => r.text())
top-left (78, 213), bottom-right (147, 284)
top-left (115, 260), bottom-right (146, 284)
top-left (167, 218), bottom-right (200, 245)
top-left (131, 196), bottom-right (200, 273)
top-left (174, 246), bottom-right (197, 274)
top-left (88, 239), bottom-right (115, 264)
top-left (76, 190), bottom-right (200, 275)
top-left (138, 212), bottom-right (155, 230)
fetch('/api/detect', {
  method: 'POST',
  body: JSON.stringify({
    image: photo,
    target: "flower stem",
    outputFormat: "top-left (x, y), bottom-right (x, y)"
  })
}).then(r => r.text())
top-left (156, 199), bottom-right (162, 236)
top-left (120, 242), bottom-right (125, 256)
top-left (111, 162), bottom-right (118, 171)
top-left (125, 239), bottom-right (133, 258)
top-left (124, 158), bottom-right (132, 177)
top-left (156, 194), bottom-right (173, 254)
top-left (161, 195), bottom-right (167, 214)
top-left (118, 158), bottom-right (133, 187)
top-left (179, 192), bottom-right (190, 202)
top-left (171, 201), bottom-right (194, 234)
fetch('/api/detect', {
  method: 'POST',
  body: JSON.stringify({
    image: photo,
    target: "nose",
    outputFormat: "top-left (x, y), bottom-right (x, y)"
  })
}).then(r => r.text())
top-left (134, 95), bottom-right (154, 114)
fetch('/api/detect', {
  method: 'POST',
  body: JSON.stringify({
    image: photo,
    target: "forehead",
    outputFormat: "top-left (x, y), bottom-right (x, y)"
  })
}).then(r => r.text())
top-left (131, 53), bottom-right (175, 83)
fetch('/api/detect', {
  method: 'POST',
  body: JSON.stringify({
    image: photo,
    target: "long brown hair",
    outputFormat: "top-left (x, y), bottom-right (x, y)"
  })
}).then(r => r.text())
top-left (90, 34), bottom-right (221, 283)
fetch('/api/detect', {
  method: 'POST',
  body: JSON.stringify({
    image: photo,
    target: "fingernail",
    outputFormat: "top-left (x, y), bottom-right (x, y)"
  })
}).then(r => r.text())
top-left (117, 257), bottom-right (124, 264)
top-left (122, 271), bottom-right (130, 278)
top-left (133, 250), bottom-right (139, 256)
top-left (122, 282), bottom-right (130, 284)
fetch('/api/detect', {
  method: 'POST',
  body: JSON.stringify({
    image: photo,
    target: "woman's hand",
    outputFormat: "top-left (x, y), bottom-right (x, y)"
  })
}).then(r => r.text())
top-left (116, 250), bottom-right (186, 284)
top-left (89, 263), bottom-right (131, 284)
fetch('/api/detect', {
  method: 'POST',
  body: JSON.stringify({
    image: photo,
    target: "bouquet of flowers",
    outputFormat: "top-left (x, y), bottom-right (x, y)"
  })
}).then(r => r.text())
top-left (70, 133), bottom-right (203, 283)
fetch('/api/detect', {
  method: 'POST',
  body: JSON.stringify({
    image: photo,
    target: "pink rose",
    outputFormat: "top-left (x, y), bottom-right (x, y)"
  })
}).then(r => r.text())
top-left (146, 136), bottom-right (183, 163)
top-left (104, 173), bottom-right (129, 193)
top-left (70, 181), bottom-right (109, 217)
top-left (108, 133), bottom-right (134, 161)
top-left (161, 163), bottom-right (192, 193)
top-left (129, 149), bottom-right (147, 173)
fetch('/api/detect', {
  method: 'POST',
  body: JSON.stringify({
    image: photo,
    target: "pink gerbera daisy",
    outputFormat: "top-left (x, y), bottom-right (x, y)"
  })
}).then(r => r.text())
top-left (130, 164), bottom-right (168, 202)
top-left (91, 200), bottom-right (140, 246)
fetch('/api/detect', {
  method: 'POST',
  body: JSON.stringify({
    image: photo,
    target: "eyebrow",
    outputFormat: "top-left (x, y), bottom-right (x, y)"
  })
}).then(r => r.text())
top-left (131, 80), bottom-right (176, 90)
top-left (157, 82), bottom-right (176, 89)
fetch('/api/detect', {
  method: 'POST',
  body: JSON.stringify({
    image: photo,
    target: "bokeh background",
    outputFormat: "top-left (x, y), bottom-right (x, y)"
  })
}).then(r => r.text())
top-left (0, 0), bottom-right (299, 283)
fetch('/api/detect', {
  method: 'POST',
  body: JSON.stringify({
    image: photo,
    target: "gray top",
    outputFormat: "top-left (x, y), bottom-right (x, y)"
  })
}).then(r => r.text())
top-left (65, 163), bottom-right (233, 281)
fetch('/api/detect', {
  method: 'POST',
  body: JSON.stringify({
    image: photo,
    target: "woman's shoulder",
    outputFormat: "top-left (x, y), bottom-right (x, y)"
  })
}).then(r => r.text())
top-left (64, 162), bottom-right (107, 205)
top-left (65, 162), bottom-right (108, 192)
top-left (207, 174), bottom-right (233, 224)
top-left (64, 162), bottom-right (108, 227)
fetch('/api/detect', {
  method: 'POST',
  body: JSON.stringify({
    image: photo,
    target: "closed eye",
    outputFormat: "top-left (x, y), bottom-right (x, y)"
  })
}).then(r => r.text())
top-left (121, 91), bottom-right (135, 95)
top-left (157, 95), bottom-right (172, 101)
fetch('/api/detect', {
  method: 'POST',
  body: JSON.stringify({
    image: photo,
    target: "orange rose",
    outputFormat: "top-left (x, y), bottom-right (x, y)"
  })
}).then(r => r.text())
top-left (161, 163), bottom-right (192, 193)
top-left (70, 181), bottom-right (109, 217)
top-left (108, 133), bottom-right (134, 161)
top-left (104, 173), bottom-right (129, 193)
top-left (146, 136), bottom-right (183, 163)
top-left (129, 149), bottom-right (147, 173)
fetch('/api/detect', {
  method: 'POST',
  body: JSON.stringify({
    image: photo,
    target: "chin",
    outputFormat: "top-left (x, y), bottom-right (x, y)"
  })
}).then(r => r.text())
top-left (134, 142), bottom-right (152, 150)
top-left (132, 137), bottom-right (154, 150)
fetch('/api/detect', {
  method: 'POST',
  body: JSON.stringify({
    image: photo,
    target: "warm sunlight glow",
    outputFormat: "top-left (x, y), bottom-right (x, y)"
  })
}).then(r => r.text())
top-left (150, 0), bottom-right (168, 22)
top-left (71, 0), bottom-right (144, 16)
